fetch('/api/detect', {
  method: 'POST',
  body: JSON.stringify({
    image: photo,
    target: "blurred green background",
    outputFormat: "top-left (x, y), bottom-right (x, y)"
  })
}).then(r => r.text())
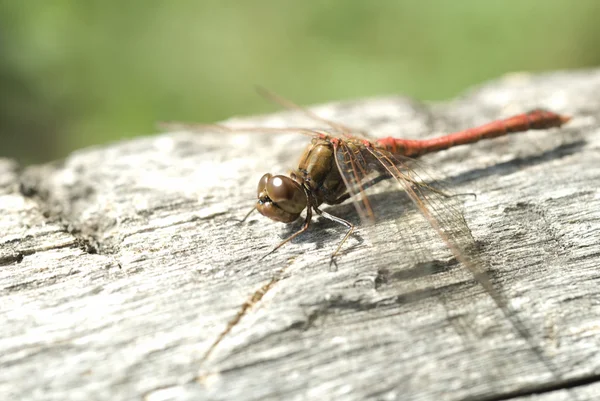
top-left (1, 1), bottom-right (599, 164)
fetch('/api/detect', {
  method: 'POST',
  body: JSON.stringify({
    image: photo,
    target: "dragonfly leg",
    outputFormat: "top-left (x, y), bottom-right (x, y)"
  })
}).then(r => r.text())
top-left (330, 174), bottom-right (392, 205)
top-left (330, 172), bottom-right (475, 205)
top-left (260, 205), bottom-right (313, 260)
top-left (314, 207), bottom-right (354, 265)
top-left (231, 206), bottom-right (256, 223)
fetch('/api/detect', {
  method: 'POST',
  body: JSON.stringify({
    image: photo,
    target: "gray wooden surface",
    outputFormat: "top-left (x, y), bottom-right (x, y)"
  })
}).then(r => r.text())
top-left (2, 70), bottom-right (600, 401)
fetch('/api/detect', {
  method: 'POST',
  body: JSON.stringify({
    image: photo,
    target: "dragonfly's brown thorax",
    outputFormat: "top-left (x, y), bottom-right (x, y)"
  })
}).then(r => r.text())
top-left (256, 138), bottom-right (347, 223)
top-left (294, 138), bottom-right (347, 205)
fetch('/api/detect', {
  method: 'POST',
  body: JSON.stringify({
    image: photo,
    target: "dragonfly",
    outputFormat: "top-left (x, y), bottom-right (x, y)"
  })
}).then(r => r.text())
top-left (163, 90), bottom-right (570, 301)
top-left (218, 92), bottom-right (569, 258)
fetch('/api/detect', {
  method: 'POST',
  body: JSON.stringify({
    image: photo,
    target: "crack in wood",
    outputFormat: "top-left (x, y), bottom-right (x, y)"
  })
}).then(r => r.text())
top-left (2, 267), bottom-right (81, 293)
top-left (197, 263), bottom-right (292, 368)
top-left (462, 372), bottom-right (600, 401)
top-left (0, 239), bottom-right (80, 268)
top-left (0, 251), bottom-right (24, 266)
top-left (16, 168), bottom-right (105, 256)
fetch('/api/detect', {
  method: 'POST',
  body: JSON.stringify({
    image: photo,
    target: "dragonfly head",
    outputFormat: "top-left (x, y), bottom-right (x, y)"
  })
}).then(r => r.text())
top-left (256, 173), bottom-right (307, 223)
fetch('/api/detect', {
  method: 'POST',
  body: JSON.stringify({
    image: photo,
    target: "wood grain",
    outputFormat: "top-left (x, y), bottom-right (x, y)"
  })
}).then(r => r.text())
top-left (1, 70), bottom-right (600, 401)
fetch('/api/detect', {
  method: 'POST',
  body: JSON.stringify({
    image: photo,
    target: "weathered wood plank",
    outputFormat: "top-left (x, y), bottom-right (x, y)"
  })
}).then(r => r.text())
top-left (1, 70), bottom-right (600, 401)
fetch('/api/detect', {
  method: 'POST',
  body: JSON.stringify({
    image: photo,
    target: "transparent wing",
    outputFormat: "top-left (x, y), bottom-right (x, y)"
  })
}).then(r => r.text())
top-left (157, 121), bottom-right (327, 138)
top-left (363, 145), bottom-right (504, 307)
top-left (332, 140), bottom-right (378, 224)
top-left (256, 86), bottom-right (374, 140)
top-left (363, 146), bottom-right (569, 386)
top-left (159, 89), bottom-right (375, 140)
top-left (332, 141), bottom-right (468, 274)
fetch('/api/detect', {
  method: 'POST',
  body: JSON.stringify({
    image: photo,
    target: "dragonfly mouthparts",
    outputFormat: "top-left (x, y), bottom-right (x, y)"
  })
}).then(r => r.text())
top-left (257, 195), bottom-right (271, 205)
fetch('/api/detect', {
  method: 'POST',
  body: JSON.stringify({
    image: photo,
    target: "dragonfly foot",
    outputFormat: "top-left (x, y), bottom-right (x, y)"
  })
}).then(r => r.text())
top-left (259, 247), bottom-right (278, 261)
top-left (328, 254), bottom-right (339, 271)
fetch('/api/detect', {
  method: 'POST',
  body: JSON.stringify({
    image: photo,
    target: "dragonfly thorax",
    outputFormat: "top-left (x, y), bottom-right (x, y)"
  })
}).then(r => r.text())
top-left (295, 139), bottom-right (346, 205)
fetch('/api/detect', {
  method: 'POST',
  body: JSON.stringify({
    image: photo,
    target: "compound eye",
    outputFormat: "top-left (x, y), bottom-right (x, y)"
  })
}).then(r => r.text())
top-left (255, 174), bottom-right (307, 223)
top-left (266, 175), bottom-right (299, 202)
top-left (257, 173), bottom-right (272, 197)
